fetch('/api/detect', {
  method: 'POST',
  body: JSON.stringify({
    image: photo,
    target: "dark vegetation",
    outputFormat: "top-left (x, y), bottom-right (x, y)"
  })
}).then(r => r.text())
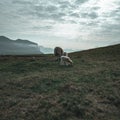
top-left (0, 44), bottom-right (120, 120)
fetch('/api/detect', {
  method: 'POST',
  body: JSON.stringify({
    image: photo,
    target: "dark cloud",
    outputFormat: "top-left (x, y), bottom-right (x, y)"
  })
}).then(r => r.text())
top-left (34, 5), bottom-right (45, 11)
top-left (8, 0), bottom-right (79, 23)
top-left (75, 0), bottom-right (89, 4)
top-left (34, 4), bottom-right (58, 13)
top-left (70, 13), bottom-right (79, 18)
top-left (59, 1), bottom-right (71, 6)
top-left (81, 12), bottom-right (98, 19)
top-left (50, 13), bottom-right (66, 20)
top-left (33, 26), bottom-right (53, 30)
top-left (15, 2), bottom-right (68, 23)
top-left (12, 0), bottom-right (32, 5)
top-left (58, 1), bottom-right (74, 9)
top-left (69, 20), bottom-right (77, 24)
top-left (34, 8), bottom-right (66, 22)
top-left (46, 5), bottom-right (58, 12)
top-left (92, 7), bottom-right (100, 10)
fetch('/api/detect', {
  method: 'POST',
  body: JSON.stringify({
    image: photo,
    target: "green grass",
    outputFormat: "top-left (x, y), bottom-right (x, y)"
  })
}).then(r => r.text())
top-left (0, 44), bottom-right (120, 120)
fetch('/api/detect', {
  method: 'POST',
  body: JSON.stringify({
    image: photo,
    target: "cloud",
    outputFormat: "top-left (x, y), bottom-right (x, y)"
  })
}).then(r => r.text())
top-left (81, 12), bottom-right (98, 19)
top-left (70, 13), bottom-right (79, 18)
top-left (75, 0), bottom-right (89, 4)
top-left (33, 26), bottom-right (53, 30)
top-left (59, 1), bottom-right (71, 8)
top-left (0, 0), bottom-right (120, 50)
top-left (12, 0), bottom-right (32, 5)
top-left (45, 5), bottom-right (58, 12)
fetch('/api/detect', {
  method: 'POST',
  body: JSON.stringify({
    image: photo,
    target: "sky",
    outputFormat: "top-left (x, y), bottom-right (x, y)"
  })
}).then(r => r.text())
top-left (0, 0), bottom-right (120, 50)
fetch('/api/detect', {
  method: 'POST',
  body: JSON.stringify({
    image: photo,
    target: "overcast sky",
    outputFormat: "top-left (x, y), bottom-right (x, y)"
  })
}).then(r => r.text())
top-left (0, 0), bottom-right (120, 50)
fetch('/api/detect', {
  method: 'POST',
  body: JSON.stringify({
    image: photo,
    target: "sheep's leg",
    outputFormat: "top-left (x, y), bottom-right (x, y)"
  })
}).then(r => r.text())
top-left (64, 61), bottom-right (66, 65)
top-left (60, 59), bottom-right (64, 65)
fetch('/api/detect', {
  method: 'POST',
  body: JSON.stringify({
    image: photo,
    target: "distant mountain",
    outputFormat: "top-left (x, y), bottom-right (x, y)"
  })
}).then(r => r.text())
top-left (15, 39), bottom-right (38, 45)
top-left (39, 46), bottom-right (53, 54)
top-left (64, 48), bottom-right (78, 53)
top-left (39, 46), bottom-right (76, 54)
top-left (0, 36), bottom-right (42, 55)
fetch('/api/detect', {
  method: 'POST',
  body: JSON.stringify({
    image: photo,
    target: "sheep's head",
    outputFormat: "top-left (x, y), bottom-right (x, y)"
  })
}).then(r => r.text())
top-left (54, 47), bottom-right (64, 57)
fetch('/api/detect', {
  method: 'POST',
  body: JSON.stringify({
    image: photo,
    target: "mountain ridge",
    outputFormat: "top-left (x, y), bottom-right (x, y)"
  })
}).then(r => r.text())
top-left (0, 36), bottom-right (38, 45)
top-left (0, 36), bottom-right (42, 55)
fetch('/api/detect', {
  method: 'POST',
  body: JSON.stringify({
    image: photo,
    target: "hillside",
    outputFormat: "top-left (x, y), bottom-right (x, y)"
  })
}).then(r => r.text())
top-left (0, 36), bottom-right (42, 55)
top-left (0, 44), bottom-right (120, 120)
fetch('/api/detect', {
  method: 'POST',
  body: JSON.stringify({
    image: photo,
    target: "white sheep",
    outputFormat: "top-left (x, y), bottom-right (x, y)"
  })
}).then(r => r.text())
top-left (60, 56), bottom-right (73, 66)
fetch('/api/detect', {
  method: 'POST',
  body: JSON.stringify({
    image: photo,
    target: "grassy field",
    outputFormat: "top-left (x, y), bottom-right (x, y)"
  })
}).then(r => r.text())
top-left (0, 44), bottom-right (120, 120)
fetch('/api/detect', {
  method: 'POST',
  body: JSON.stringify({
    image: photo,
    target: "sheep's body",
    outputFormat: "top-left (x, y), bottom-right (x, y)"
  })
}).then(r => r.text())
top-left (60, 56), bottom-right (73, 66)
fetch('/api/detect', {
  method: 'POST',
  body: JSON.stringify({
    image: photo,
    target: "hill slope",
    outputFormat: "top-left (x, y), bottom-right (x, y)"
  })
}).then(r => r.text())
top-left (0, 36), bottom-right (42, 55)
top-left (0, 44), bottom-right (120, 120)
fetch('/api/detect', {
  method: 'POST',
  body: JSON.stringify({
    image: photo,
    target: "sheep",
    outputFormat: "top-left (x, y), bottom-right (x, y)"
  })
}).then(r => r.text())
top-left (54, 47), bottom-right (64, 61)
top-left (54, 47), bottom-right (73, 66)
top-left (60, 56), bottom-right (73, 66)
